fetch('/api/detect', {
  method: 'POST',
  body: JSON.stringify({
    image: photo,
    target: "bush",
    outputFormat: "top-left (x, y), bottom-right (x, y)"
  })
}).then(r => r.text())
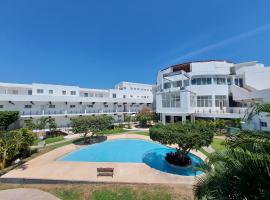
top-left (150, 121), bottom-right (214, 166)
top-left (136, 107), bottom-right (154, 128)
top-left (0, 111), bottom-right (19, 130)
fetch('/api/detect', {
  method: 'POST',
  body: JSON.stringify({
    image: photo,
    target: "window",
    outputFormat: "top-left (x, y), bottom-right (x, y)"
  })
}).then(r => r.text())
top-left (70, 105), bottom-right (76, 108)
top-left (214, 78), bottom-right (226, 85)
top-left (260, 122), bottom-right (267, 127)
top-left (112, 93), bottom-right (117, 98)
top-left (70, 91), bottom-right (76, 95)
top-left (28, 90), bottom-right (32, 95)
top-left (49, 90), bottom-right (53, 94)
top-left (118, 105), bottom-right (122, 108)
top-left (62, 90), bottom-right (66, 95)
top-left (197, 96), bottom-right (212, 107)
top-left (235, 78), bottom-right (243, 87)
top-left (37, 89), bottom-right (44, 94)
top-left (161, 92), bottom-right (180, 108)
top-left (84, 93), bottom-right (88, 97)
top-left (0, 105), bottom-right (4, 109)
top-left (191, 78), bottom-right (212, 85)
top-left (190, 94), bottom-right (196, 107)
top-left (215, 95), bottom-right (227, 108)
top-left (123, 95), bottom-right (126, 98)
top-left (163, 82), bottom-right (171, 89)
top-left (173, 81), bottom-right (182, 88)
top-left (12, 90), bottom-right (18, 95)
top-left (184, 80), bottom-right (190, 86)
top-left (24, 105), bottom-right (32, 108)
top-left (104, 105), bottom-right (108, 108)
top-left (49, 105), bottom-right (56, 108)
top-left (87, 105), bottom-right (93, 108)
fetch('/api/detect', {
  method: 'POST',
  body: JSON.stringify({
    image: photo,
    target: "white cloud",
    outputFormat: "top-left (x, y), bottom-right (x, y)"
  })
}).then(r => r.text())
top-left (168, 23), bottom-right (270, 64)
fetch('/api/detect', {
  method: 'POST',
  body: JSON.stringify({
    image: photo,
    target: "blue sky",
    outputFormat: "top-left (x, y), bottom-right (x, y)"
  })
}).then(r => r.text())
top-left (0, 0), bottom-right (270, 88)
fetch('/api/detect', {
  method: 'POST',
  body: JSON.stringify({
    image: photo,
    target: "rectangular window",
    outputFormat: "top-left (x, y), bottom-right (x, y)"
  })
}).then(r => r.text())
top-left (49, 105), bottom-right (56, 108)
top-left (49, 90), bottom-right (53, 94)
top-left (12, 90), bottom-right (18, 95)
top-left (24, 105), bottom-right (32, 108)
top-left (62, 90), bottom-right (66, 95)
top-left (37, 89), bottom-right (44, 94)
top-left (104, 105), bottom-right (108, 108)
top-left (70, 105), bottom-right (76, 108)
top-left (190, 94), bottom-right (196, 107)
top-left (215, 95), bottom-right (227, 108)
top-left (214, 78), bottom-right (226, 85)
top-left (112, 93), bottom-right (117, 98)
top-left (172, 81), bottom-right (182, 88)
top-left (207, 78), bottom-right (212, 84)
top-left (118, 105), bottom-right (122, 108)
top-left (260, 122), bottom-right (267, 127)
top-left (87, 105), bottom-right (93, 108)
top-left (28, 90), bottom-right (32, 95)
top-left (197, 96), bottom-right (212, 107)
top-left (163, 82), bottom-right (171, 89)
top-left (70, 91), bottom-right (76, 95)
top-left (84, 93), bottom-right (88, 97)
top-left (161, 92), bottom-right (180, 108)
top-left (227, 78), bottom-right (231, 85)
top-left (0, 105), bottom-right (4, 109)
top-left (184, 80), bottom-right (189, 86)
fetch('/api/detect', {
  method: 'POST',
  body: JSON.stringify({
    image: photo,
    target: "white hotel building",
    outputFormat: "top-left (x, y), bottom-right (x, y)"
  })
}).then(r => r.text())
top-left (0, 81), bottom-right (153, 127)
top-left (155, 60), bottom-right (270, 131)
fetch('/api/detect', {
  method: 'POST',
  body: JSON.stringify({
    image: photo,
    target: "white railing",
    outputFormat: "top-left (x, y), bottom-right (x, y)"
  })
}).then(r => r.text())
top-left (21, 109), bottom-right (140, 117)
top-left (195, 107), bottom-right (248, 115)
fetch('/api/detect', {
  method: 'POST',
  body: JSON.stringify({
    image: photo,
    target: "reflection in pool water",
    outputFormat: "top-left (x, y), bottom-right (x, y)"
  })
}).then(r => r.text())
top-left (59, 139), bottom-right (203, 176)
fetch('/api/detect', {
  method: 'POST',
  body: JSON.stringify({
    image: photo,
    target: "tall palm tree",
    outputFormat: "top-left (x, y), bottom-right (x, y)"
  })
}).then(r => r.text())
top-left (246, 102), bottom-right (270, 121)
top-left (194, 131), bottom-right (270, 200)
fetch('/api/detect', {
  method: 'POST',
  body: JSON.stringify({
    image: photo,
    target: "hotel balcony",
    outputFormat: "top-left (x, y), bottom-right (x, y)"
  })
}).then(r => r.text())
top-left (194, 107), bottom-right (248, 118)
top-left (20, 109), bottom-right (140, 118)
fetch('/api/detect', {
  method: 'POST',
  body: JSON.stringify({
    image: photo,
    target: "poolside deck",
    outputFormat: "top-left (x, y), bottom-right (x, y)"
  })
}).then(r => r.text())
top-left (1, 134), bottom-right (206, 185)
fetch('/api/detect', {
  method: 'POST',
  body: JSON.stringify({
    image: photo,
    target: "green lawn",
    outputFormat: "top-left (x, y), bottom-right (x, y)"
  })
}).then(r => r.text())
top-left (97, 128), bottom-right (127, 135)
top-left (211, 138), bottom-right (226, 152)
top-left (0, 184), bottom-right (192, 200)
top-left (45, 136), bottom-right (65, 144)
top-left (130, 131), bottom-right (149, 136)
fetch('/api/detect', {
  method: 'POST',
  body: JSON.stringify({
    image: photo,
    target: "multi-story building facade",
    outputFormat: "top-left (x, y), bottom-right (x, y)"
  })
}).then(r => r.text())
top-left (0, 81), bottom-right (153, 127)
top-left (155, 60), bottom-right (270, 131)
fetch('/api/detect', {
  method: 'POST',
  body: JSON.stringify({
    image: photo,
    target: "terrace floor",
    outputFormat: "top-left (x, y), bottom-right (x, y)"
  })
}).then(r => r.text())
top-left (1, 134), bottom-right (206, 185)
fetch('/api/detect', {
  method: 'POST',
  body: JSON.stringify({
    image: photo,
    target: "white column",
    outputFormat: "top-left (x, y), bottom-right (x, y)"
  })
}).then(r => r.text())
top-left (161, 114), bottom-right (166, 124)
top-left (182, 115), bottom-right (186, 124)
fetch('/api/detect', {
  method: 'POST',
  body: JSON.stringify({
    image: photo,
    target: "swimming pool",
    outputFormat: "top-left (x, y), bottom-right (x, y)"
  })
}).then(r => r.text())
top-left (59, 139), bottom-right (203, 176)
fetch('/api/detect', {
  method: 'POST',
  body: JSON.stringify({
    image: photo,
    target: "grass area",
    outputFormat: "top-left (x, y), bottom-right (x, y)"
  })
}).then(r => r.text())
top-left (211, 138), bottom-right (226, 152)
top-left (97, 128), bottom-right (127, 135)
top-left (0, 184), bottom-right (193, 200)
top-left (199, 148), bottom-right (210, 157)
top-left (45, 136), bottom-right (65, 144)
top-left (33, 135), bottom-right (65, 146)
top-left (130, 131), bottom-right (149, 136)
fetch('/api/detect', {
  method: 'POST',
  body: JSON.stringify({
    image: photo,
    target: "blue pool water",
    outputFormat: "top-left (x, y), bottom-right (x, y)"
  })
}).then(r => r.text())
top-left (59, 139), bottom-right (203, 176)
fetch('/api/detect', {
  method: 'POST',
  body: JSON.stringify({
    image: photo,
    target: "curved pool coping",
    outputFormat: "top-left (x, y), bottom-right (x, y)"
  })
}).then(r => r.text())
top-left (1, 133), bottom-right (207, 185)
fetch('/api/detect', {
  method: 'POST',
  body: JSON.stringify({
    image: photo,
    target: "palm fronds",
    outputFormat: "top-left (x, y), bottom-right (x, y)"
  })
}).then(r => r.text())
top-left (246, 102), bottom-right (270, 121)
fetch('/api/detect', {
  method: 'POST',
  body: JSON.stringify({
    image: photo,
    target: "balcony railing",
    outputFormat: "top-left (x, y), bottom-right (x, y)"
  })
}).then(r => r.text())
top-left (194, 107), bottom-right (248, 115)
top-left (21, 109), bottom-right (140, 117)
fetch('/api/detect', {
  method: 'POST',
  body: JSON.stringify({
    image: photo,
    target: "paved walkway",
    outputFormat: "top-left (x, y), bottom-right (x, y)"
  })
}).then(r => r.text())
top-left (0, 188), bottom-right (59, 200)
top-left (1, 134), bottom-right (206, 185)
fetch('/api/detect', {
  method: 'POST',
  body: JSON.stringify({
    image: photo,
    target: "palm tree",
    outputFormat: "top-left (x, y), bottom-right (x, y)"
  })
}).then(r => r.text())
top-left (194, 131), bottom-right (270, 200)
top-left (246, 102), bottom-right (270, 121)
top-left (0, 131), bottom-right (22, 169)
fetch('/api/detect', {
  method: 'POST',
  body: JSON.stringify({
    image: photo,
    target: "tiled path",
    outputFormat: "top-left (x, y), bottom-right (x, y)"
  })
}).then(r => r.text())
top-left (1, 134), bottom-right (206, 185)
top-left (0, 188), bottom-right (59, 200)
